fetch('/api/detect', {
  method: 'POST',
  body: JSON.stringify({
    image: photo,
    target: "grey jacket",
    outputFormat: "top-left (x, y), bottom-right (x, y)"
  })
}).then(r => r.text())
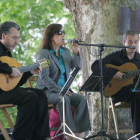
top-left (36, 47), bottom-right (82, 96)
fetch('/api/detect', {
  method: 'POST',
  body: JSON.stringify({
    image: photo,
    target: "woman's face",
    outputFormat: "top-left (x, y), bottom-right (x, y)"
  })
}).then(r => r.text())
top-left (52, 29), bottom-right (65, 47)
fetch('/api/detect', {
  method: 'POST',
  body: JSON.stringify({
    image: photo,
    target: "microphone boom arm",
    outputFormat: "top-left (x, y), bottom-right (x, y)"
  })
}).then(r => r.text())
top-left (78, 43), bottom-right (135, 49)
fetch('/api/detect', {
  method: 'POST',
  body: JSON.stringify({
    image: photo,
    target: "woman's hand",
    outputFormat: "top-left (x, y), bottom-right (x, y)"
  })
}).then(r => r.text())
top-left (70, 38), bottom-right (80, 55)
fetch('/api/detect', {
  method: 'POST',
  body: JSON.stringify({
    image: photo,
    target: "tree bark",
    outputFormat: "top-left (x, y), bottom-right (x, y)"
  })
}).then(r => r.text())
top-left (63, 0), bottom-right (140, 138)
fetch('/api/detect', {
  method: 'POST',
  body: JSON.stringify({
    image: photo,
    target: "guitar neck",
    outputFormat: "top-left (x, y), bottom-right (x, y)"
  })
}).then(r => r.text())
top-left (18, 63), bottom-right (40, 73)
top-left (124, 69), bottom-right (140, 79)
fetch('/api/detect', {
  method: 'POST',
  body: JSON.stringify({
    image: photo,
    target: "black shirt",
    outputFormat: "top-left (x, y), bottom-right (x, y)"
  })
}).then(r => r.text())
top-left (91, 48), bottom-right (140, 79)
top-left (91, 49), bottom-right (140, 102)
top-left (0, 41), bottom-right (12, 74)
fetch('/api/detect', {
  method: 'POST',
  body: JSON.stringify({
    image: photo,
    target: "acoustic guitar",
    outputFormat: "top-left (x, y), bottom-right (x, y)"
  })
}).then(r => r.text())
top-left (0, 56), bottom-right (50, 91)
top-left (104, 62), bottom-right (139, 96)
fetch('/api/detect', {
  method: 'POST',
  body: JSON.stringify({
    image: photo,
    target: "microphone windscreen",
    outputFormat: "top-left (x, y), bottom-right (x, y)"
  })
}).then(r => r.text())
top-left (67, 39), bottom-right (79, 43)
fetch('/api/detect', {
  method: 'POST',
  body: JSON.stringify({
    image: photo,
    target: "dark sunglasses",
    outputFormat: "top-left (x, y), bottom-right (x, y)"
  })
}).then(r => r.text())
top-left (56, 31), bottom-right (65, 35)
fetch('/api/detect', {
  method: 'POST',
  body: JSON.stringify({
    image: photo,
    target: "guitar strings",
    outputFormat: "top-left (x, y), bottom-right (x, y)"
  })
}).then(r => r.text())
top-left (134, 75), bottom-right (140, 90)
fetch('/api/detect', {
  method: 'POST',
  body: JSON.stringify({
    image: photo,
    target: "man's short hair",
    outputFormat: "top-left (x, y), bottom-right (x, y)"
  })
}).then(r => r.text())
top-left (0, 21), bottom-right (20, 39)
top-left (123, 30), bottom-right (139, 41)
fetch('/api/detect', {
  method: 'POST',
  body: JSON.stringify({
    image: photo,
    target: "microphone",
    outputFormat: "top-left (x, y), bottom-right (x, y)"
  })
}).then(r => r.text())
top-left (129, 46), bottom-right (135, 49)
top-left (67, 39), bottom-right (82, 43)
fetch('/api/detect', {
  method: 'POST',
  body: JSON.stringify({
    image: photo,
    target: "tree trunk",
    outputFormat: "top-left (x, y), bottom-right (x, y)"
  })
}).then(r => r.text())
top-left (63, 0), bottom-right (140, 138)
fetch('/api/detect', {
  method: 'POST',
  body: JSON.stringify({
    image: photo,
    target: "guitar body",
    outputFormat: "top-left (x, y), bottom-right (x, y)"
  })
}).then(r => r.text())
top-left (104, 63), bottom-right (138, 97)
top-left (0, 56), bottom-right (23, 91)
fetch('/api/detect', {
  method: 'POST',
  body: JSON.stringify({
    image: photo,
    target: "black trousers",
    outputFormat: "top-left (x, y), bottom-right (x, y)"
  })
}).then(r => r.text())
top-left (0, 87), bottom-right (50, 139)
top-left (112, 84), bottom-right (140, 134)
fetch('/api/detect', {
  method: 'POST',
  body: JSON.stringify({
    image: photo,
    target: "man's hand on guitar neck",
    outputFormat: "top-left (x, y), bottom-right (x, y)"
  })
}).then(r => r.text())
top-left (30, 66), bottom-right (42, 75)
top-left (113, 71), bottom-right (124, 80)
top-left (10, 68), bottom-right (21, 78)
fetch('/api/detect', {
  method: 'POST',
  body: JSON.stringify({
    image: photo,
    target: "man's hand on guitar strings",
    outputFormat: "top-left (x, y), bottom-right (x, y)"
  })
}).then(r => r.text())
top-left (10, 68), bottom-right (21, 78)
top-left (113, 71), bottom-right (124, 80)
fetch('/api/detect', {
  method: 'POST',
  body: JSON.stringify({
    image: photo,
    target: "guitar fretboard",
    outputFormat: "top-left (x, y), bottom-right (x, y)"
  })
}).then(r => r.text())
top-left (18, 63), bottom-right (40, 73)
top-left (123, 69), bottom-right (140, 80)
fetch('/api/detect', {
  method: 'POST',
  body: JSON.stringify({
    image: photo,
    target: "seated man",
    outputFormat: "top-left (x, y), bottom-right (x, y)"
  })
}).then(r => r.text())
top-left (91, 30), bottom-right (140, 140)
top-left (0, 21), bottom-right (50, 140)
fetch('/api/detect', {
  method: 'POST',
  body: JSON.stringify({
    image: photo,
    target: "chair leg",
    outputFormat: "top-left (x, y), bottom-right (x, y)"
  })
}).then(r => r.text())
top-left (110, 98), bottom-right (119, 139)
top-left (107, 99), bottom-right (112, 140)
top-left (2, 108), bottom-right (14, 129)
top-left (0, 120), bottom-right (10, 140)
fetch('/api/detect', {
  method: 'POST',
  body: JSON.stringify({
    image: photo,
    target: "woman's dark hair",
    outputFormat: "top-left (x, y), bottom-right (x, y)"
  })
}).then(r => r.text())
top-left (41, 23), bottom-right (62, 50)
top-left (0, 21), bottom-right (20, 39)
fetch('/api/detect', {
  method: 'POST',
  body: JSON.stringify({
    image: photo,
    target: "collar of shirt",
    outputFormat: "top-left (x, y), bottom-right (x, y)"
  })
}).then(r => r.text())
top-left (121, 48), bottom-right (140, 61)
top-left (50, 47), bottom-right (64, 57)
top-left (0, 41), bottom-right (8, 53)
top-left (0, 41), bottom-right (12, 57)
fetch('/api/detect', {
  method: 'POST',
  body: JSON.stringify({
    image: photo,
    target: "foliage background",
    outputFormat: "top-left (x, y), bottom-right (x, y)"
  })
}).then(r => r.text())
top-left (0, 0), bottom-right (77, 128)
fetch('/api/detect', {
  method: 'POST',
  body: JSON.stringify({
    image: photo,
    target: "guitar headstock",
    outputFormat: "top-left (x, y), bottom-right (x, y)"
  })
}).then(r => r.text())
top-left (38, 59), bottom-right (50, 69)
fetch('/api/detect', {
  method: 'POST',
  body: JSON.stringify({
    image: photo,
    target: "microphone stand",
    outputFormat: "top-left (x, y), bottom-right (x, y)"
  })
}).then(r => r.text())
top-left (78, 43), bottom-right (134, 140)
top-left (49, 67), bottom-right (83, 140)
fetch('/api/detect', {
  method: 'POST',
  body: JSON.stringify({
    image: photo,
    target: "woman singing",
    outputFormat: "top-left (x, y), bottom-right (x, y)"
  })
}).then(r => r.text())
top-left (36, 23), bottom-right (90, 135)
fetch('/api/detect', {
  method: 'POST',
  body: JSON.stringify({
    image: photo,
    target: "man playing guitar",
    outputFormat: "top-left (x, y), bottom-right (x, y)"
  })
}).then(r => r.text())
top-left (0, 21), bottom-right (50, 140)
top-left (91, 30), bottom-right (140, 140)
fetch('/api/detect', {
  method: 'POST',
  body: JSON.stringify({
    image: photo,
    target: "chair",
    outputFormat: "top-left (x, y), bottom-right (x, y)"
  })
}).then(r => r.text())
top-left (0, 104), bottom-right (15, 140)
top-left (0, 75), bottom-right (56, 140)
top-left (107, 97), bottom-right (133, 139)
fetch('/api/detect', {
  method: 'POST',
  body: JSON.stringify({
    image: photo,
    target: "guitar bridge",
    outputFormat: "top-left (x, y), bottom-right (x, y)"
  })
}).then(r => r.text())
top-left (109, 82), bottom-right (112, 87)
top-left (6, 74), bottom-right (9, 83)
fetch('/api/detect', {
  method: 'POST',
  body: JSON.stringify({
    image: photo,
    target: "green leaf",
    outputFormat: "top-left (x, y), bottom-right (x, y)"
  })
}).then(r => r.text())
top-left (0, 0), bottom-right (76, 126)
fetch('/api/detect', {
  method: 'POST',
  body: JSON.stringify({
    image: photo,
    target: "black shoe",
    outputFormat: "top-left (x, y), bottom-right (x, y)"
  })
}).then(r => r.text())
top-left (28, 138), bottom-right (46, 140)
top-left (10, 138), bottom-right (26, 140)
